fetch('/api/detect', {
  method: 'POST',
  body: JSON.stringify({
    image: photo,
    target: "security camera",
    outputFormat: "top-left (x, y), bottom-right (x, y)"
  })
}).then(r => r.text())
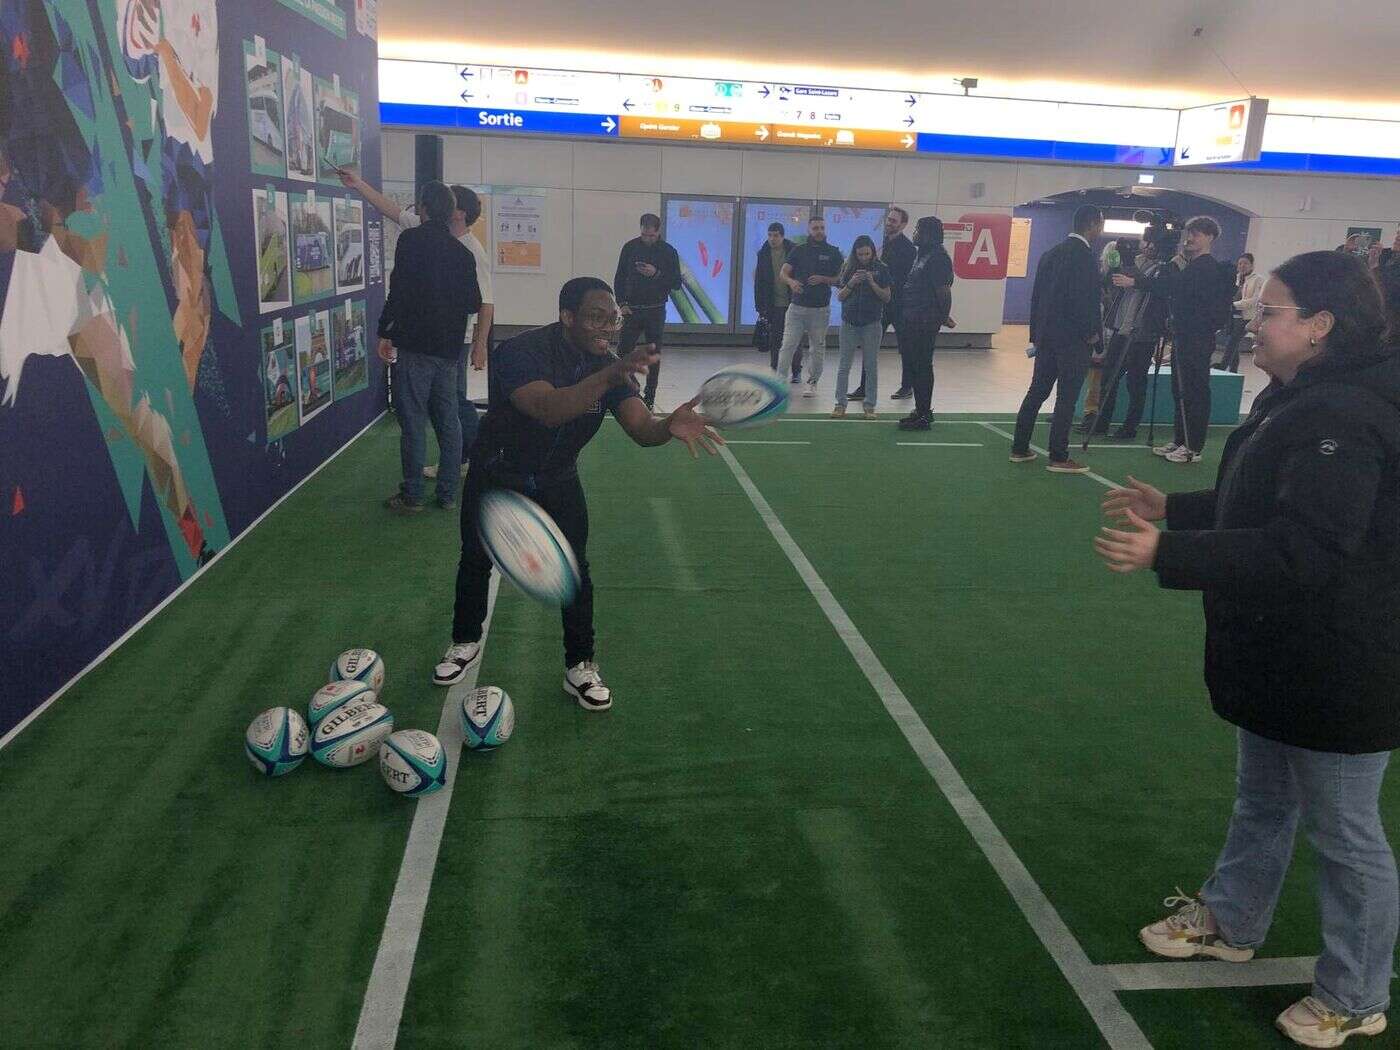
top-left (955, 77), bottom-right (979, 95)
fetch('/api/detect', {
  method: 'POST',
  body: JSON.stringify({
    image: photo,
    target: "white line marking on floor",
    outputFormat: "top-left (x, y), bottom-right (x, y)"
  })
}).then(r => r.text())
top-left (0, 409), bottom-right (389, 754)
top-left (718, 446), bottom-right (1151, 1050)
top-left (649, 497), bottom-right (701, 592)
top-left (352, 574), bottom-right (501, 1050)
top-left (896, 442), bottom-right (985, 447)
top-left (979, 422), bottom-right (1121, 490)
top-left (724, 440), bottom-right (812, 444)
top-left (1098, 956), bottom-right (1317, 991)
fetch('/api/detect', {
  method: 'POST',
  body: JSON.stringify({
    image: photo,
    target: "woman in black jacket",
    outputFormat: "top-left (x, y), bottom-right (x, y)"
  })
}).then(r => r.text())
top-left (1096, 251), bottom-right (1400, 1047)
top-left (896, 216), bottom-right (954, 432)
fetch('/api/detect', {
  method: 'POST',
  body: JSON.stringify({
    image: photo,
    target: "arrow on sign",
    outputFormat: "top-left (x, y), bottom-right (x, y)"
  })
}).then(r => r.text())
top-left (460, 90), bottom-right (474, 102)
top-left (755, 125), bottom-right (770, 141)
top-left (601, 116), bottom-right (617, 132)
top-left (905, 94), bottom-right (917, 107)
top-left (622, 98), bottom-right (634, 111)
top-left (459, 67), bottom-right (474, 79)
top-left (903, 115), bottom-right (915, 127)
top-left (1180, 146), bottom-right (1191, 161)
top-left (759, 85), bottom-right (770, 98)
top-left (901, 134), bottom-right (915, 149)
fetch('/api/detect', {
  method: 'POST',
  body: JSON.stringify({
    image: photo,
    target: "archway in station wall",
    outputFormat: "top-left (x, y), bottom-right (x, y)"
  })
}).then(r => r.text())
top-left (1002, 186), bottom-right (1257, 325)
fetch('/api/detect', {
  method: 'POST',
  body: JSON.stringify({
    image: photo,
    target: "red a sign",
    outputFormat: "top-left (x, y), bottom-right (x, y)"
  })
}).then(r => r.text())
top-left (952, 213), bottom-right (1012, 280)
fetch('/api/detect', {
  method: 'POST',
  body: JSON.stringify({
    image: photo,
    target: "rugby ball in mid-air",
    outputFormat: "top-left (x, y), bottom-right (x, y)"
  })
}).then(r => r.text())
top-left (311, 700), bottom-right (395, 768)
top-left (460, 686), bottom-right (515, 752)
top-left (245, 707), bottom-right (310, 777)
top-left (696, 364), bottom-right (789, 428)
top-left (478, 490), bottom-right (580, 606)
top-left (379, 730), bottom-right (448, 798)
top-left (331, 647), bottom-right (385, 693)
top-left (308, 680), bottom-right (375, 729)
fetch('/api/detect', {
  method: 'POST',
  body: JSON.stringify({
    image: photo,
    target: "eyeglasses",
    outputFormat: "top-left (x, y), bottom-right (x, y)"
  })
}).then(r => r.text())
top-left (579, 309), bottom-right (623, 330)
top-left (1258, 305), bottom-right (1305, 319)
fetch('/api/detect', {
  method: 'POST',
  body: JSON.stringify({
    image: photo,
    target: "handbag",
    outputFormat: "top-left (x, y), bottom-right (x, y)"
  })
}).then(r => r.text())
top-left (751, 315), bottom-right (770, 348)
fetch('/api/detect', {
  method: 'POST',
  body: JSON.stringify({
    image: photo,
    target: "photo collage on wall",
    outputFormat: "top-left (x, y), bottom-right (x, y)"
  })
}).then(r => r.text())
top-left (244, 34), bottom-right (370, 444)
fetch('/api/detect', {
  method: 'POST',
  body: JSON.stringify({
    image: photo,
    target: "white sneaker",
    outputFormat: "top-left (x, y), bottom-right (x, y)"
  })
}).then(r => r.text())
top-left (1277, 996), bottom-right (1386, 1048)
top-left (1139, 889), bottom-right (1255, 962)
top-left (1165, 446), bottom-right (1203, 464)
top-left (423, 463), bottom-right (439, 478)
top-left (564, 660), bottom-right (612, 712)
top-left (1152, 442), bottom-right (1181, 458)
top-left (433, 642), bottom-right (480, 686)
top-left (803, 383), bottom-right (817, 398)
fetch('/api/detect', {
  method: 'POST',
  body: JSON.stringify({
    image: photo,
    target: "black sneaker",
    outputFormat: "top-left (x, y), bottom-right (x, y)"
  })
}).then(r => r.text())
top-left (891, 387), bottom-right (913, 400)
top-left (436, 497), bottom-right (456, 510)
top-left (848, 387), bottom-right (866, 401)
top-left (897, 414), bottom-right (931, 431)
top-left (384, 494), bottom-right (425, 514)
top-left (1111, 429), bottom-right (1138, 441)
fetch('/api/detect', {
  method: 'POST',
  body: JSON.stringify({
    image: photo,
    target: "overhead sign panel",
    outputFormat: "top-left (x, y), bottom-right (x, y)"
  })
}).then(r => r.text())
top-left (1174, 97), bottom-right (1269, 166)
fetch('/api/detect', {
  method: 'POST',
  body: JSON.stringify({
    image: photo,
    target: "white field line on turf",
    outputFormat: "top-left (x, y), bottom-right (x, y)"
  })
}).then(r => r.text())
top-left (978, 422), bottom-right (1121, 490)
top-left (649, 497), bottom-right (701, 592)
top-left (724, 440), bottom-right (811, 445)
top-left (0, 409), bottom-right (388, 755)
top-left (352, 574), bottom-right (500, 1050)
top-left (1099, 956), bottom-right (1318, 991)
top-left (718, 446), bottom-right (1151, 1050)
top-left (896, 442), bottom-right (984, 447)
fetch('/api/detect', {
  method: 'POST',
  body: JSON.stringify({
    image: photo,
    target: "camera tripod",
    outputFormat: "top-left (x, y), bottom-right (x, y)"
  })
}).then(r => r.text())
top-left (1079, 333), bottom-right (1174, 454)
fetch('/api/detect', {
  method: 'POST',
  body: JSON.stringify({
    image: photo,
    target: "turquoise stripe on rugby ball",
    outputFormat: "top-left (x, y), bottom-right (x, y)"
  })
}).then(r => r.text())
top-left (379, 730), bottom-right (447, 797)
top-left (245, 706), bottom-right (309, 777)
top-left (311, 700), bottom-right (395, 768)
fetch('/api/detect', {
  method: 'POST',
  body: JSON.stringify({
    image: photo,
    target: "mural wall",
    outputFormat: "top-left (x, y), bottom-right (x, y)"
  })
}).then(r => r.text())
top-left (0, 0), bottom-right (385, 738)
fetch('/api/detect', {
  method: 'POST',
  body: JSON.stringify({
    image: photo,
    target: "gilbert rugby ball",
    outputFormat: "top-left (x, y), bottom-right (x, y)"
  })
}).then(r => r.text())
top-left (245, 707), bottom-right (309, 777)
top-left (478, 490), bottom-right (580, 606)
top-left (311, 700), bottom-right (394, 768)
top-left (379, 729), bottom-right (448, 798)
top-left (696, 364), bottom-right (789, 428)
top-left (330, 648), bottom-right (385, 693)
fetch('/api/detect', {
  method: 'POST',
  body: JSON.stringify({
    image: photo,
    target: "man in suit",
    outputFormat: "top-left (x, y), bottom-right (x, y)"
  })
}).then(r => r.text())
top-left (1010, 205), bottom-right (1105, 474)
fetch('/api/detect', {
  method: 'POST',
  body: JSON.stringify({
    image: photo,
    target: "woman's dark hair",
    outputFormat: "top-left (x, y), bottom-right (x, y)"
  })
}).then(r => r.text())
top-left (1271, 251), bottom-right (1388, 355)
top-left (559, 276), bottom-right (613, 314)
top-left (841, 235), bottom-right (879, 281)
top-left (914, 215), bottom-right (944, 251)
top-left (420, 181), bottom-right (455, 223)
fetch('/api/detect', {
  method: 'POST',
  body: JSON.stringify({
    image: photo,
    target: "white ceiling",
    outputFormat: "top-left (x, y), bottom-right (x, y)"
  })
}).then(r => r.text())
top-left (379, 0), bottom-right (1400, 118)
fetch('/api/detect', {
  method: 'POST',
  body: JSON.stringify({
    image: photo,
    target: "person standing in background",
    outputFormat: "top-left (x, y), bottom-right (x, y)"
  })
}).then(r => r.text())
top-left (753, 222), bottom-right (802, 382)
top-left (1096, 240), bottom-right (1168, 440)
top-left (1010, 205), bottom-right (1104, 471)
top-left (850, 207), bottom-right (916, 403)
top-left (832, 235), bottom-right (891, 418)
top-left (1223, 253), bottom-right (1263, 373)
top-left (896, 216), bottom-right (955, 431)
top-left (776, 215), bottom-right (844, 398)
top-left (614, 214), bottom-right (682, 410)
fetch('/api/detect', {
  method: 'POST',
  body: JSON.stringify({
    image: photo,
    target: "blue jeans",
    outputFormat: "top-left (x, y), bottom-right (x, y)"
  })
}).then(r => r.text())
top-left (457, 347), bottom-right (480, 454)
top-left (1201, 729), bottom-right (1398, 1016)
top-left (395, 351), bottom-right (461, 504)
top-left (836, 320), bottom-right (881, 409)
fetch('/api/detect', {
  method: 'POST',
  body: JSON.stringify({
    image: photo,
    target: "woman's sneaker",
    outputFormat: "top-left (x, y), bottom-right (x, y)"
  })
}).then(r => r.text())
top-left (1165, 446), bottom-right (1204, 464)
top-left (433, 642), bottom-right (481, 686)
top-left (1152, 442), bottom-right (1181, 458)
top-left (564, 661), bottom-right (612, 711)
top-left (1139, 889), bottom-right (1255, 961)
top-left (1276, 996), bottom-right (1386, 1048)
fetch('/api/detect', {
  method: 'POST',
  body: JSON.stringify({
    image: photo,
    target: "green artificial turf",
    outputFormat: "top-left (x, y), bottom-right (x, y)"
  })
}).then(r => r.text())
top-left (2, 413), bottom-right (1397, 1049)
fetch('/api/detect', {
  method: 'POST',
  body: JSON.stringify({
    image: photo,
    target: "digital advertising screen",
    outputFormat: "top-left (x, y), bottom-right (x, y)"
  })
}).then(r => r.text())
top-left (819, 204), bottom-right (889, 324)
top-left (663, 198), bottom-right (736, 326)
top-left (739, 201), bottom-right (811, 325)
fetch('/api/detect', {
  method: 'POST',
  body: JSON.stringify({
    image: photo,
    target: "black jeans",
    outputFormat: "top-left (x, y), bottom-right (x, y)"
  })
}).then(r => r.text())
top-left (1012, 339), bottom-right (1091, 462)
top-left (764, 306), bottom-right (802, 379)
top-left (1098, 334), bottom-right (1156, 435)
top-left (1172, 330), bottom-right (1215, 452)
top-left (901, 317), bottom-right (937, 417)
top-left (1222, 315), bottom-right (1248, 372)
top-left (453, 464), bottom-right (595, 667)
top-left (618, 304), bottom-right (667, 404)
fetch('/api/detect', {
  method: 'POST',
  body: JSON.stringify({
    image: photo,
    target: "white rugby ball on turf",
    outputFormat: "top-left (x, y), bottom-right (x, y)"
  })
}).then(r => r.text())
top-left (331, 647), bottom-right (385, 692)
top-left (308, 680), bottom-right (375, 729)
top-left (460, 686), bottom-right (515, 752)
top-left (379, 730), bottom-right (448, 797)
top-left (478, 490), bottom-right (580, 606)
top-left (311, 700), bottom-right (394, 767)
top-left (696, 364), bottom-right (789, 428)
top-left (245, 707), bottom-right (309, 777)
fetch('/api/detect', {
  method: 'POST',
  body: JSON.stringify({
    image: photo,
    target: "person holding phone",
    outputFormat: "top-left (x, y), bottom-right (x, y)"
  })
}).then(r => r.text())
top-left (613, 214), bottom-right (682, 410)
top-left (832, 236), bottom-right (891, 418)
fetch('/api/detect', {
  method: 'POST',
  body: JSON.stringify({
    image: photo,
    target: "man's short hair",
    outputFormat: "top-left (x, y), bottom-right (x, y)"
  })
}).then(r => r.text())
top-left (450, 185), bottom-right (482, 226)
top-left (560, 277), bottom-right (613, 314)
top-left (887, 206), bottom-right (909, 224)
top-left (420, 181), bottom-right (455, 224)
top-left (809, 214), bottom-right (825, 225)
top-left (1185, 216), bottom-right (1221, 239)
top-left (1072, 205), bottom-right (1103, 235)
top-left (640, 214), bottom-right (661, 230)
top-left (767, 221), bottom-right (785, 235)
top-left (1240, 252), bottom-right (1255, 264)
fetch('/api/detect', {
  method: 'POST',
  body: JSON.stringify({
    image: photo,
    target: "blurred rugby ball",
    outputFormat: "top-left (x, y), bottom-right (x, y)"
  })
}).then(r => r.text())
top-left (460, 686), bottom-right (515, 752)
top-left (311, 700), bottom-right (394, 768)
top-left (478, 490), bottom-right (580, 606)
top-left (696, 364), bottom-right (789, 428)
top-left (308, 680), bottom-right (375, 729)
top-left (330, 648), bottom-right (385, 693)
top-left (379, 729), bottom-right (448, 798)
top-left (245, 707), bottom-right (309, 777)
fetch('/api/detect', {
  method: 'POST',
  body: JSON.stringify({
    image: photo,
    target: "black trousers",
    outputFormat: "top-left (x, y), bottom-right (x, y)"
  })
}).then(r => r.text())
top-left (901, 317), bottom-right (937, 417)
top-left (1012, 338), bottom-right (1091, 462)
top-left (618, 305), bottom-right (667, 404)
top-left (1172, 330), bottom-right (1215, 452)
top-left (1098, 333), bottom-right (1156, 435)
top-left (453, 464), bottom-right (594, 667)
top-left (1222, 315), bottom-right (1248, 372)
top-left (763, 306), bottom-right (802, 379)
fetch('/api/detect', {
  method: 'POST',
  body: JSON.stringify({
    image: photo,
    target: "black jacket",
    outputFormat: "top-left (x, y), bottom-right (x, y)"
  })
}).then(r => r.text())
top-left (880, 233), bottom-right (917, 323)
top-left (377, 221), bottom-right (479, 359)
top-left (753, 238), bottom-right (794, 315)
top-left (1029, 236), bottom-right (1100, 349)
top-left (1154, 350), bottom-right (1400, 752)
top-left (1138, 253), bottom-right (1229, 337)
top-left (901, 245), bottom-right (954, 327)
top-left (613, 237), bottom-right (682, 308)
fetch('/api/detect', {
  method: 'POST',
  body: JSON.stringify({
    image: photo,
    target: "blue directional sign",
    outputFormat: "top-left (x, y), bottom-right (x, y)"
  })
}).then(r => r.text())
top-left (379, 103), bottom-right (620, 137)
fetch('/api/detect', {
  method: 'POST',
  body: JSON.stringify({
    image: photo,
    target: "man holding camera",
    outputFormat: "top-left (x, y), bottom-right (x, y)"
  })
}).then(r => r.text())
top-left (1095, 240), bottom-right (1168, 440)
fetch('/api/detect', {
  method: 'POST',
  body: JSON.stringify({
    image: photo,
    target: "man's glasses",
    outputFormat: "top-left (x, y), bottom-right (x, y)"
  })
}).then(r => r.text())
top-left (579, 309), bottom-right (623, 330)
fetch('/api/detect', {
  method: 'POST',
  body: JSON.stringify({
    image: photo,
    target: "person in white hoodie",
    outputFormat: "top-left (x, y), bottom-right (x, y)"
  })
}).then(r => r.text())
top-left (1223, 253), bottom-right (1264, 372)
